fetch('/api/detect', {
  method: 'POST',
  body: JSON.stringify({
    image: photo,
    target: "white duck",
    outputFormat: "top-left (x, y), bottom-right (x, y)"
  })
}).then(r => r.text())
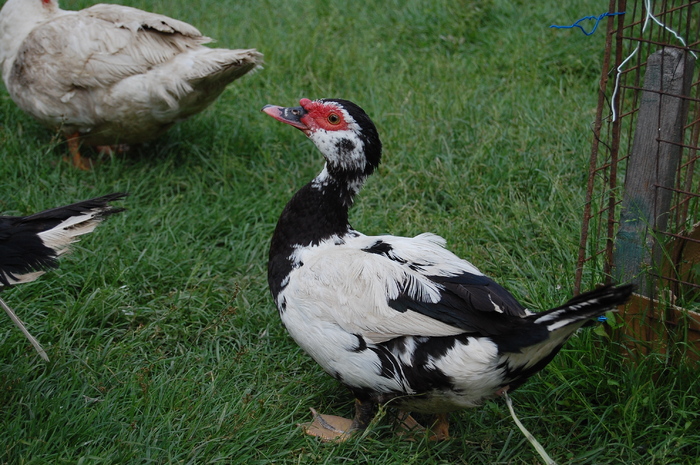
top-left (0, 193), bottom-right (126, 360)
top-left (0, 0), bottom-right (263, 169)
top-left (263, 98), bottom-right (633, 443)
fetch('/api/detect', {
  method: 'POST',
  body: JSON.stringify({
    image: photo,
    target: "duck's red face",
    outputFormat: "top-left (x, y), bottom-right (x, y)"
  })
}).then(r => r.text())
top-left (262, 98), bottom-right (350, 136)
top-left (263, 98), bottom-right (382, 178)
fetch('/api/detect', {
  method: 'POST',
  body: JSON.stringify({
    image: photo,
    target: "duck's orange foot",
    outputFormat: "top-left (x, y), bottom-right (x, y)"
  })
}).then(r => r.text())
top-left (300, 408), bottom-right (354, 442)
top-left (430, 412), bottom-right (450, 441)
top-left (396, 411), bottom-right (450, 441)
top-left (95, 144), bottom-right (131, 156)
top-left (64, 133), bottom-right (95, 170)
top-left (397, 411), bottom-right (426, 434)
top-left (62, 153), bottom-right (96, 171)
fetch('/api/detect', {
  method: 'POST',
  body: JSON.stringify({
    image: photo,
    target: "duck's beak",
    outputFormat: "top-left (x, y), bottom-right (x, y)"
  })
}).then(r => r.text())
top-left (262, 104), bottom-right (310, 133)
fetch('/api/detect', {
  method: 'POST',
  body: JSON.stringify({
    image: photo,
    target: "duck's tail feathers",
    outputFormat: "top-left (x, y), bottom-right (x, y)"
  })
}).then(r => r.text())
top-left (0, 192), bottom-right (127, 288)
top-left (188, 48), bottom-right (263, 81)
top-left (533, 284), bottom-right (634, 331)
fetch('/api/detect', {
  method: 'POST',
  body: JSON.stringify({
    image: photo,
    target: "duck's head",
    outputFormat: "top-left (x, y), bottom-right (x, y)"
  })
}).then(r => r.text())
top-left (262, 98), bottom-right (382, 180)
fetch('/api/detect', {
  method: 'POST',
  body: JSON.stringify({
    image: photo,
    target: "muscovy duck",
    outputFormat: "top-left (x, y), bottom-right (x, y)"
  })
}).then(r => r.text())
top-left (0, 0), bottom-right (263, 169)
top-left (0, 193), bottom-right (127, 360)
top-left (263, 98), bottom-right (633, 441)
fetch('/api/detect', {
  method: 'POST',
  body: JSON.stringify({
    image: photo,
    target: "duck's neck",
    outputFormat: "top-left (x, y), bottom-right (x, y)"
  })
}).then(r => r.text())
top-left (271, 173), bottom-right (362, 249)
top-left (268, 168), bottom-right (366, 297)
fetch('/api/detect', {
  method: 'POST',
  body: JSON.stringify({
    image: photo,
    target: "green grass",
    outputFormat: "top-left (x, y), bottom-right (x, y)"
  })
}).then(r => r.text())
top-left (1, 0), bottom-right (699, 463)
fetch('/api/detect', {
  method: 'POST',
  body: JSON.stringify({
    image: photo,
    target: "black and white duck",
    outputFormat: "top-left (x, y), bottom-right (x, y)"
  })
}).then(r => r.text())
top-left (262, 98), bottom-right (632, 441)
top-left (0, 193), bottom-right (126, 360)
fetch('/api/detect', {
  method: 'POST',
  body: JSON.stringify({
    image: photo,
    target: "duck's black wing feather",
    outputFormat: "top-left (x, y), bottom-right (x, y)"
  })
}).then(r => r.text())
top-left (0, 193), bottom-right (127, 287)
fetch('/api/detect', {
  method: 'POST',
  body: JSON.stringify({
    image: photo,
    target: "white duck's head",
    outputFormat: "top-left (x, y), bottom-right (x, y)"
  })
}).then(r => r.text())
top-left (262, 98), bottom-right (382, 188)
top-left (0, 0), bottom-right (61, 81)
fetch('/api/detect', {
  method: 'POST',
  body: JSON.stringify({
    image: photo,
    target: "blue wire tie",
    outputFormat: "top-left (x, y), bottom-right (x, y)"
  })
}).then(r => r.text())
top-left (550, 11), bottom-right (625, 36)
top-left (597, 315), bottom-right (608, 322)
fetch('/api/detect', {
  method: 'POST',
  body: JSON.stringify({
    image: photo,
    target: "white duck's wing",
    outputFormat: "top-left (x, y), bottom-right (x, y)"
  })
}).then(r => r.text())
top-left (283, 232), bottom-right (528, 344)
top-left (84, 4), bottom-right (203, 37)
top-left (16, 5), bottom-right (208, 91)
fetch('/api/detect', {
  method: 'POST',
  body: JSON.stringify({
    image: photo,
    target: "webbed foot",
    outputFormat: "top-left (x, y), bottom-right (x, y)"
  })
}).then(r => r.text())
top-left (299, 399), bottom-right (376, 442)
top-left (397, 411), bottom-right (450, 441)
top-left (300, 408), bottom-right (354, 442)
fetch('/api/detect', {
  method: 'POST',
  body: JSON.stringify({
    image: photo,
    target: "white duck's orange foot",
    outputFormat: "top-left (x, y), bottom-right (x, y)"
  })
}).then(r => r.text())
top-left (64, 133), bottom-right (95, 171)
top-left (62, 153), bottom-right (96, 171)
top-left (95, 144), bottom-right (131, 156)
top-left (300, 408), bottom-right (354, 442)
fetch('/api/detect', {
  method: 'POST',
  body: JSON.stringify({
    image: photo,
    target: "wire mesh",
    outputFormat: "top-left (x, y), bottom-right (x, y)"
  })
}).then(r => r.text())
top-left (575, 0), bottom-right (700, 310)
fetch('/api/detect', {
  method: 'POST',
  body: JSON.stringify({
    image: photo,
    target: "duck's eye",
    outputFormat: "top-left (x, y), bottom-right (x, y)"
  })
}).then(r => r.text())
top-left (327, 113), bottom-right (341, 125)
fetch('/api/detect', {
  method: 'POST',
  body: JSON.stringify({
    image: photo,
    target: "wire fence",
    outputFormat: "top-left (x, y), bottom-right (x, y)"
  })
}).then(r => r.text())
top-left (575, 0), bottom-right (700, 311)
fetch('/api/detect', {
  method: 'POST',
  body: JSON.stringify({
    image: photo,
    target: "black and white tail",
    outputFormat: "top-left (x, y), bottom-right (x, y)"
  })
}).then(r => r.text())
top-left (533, 284), bottom-right (635, 331)
top-left (0, 192), bottom-right (127, 360)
